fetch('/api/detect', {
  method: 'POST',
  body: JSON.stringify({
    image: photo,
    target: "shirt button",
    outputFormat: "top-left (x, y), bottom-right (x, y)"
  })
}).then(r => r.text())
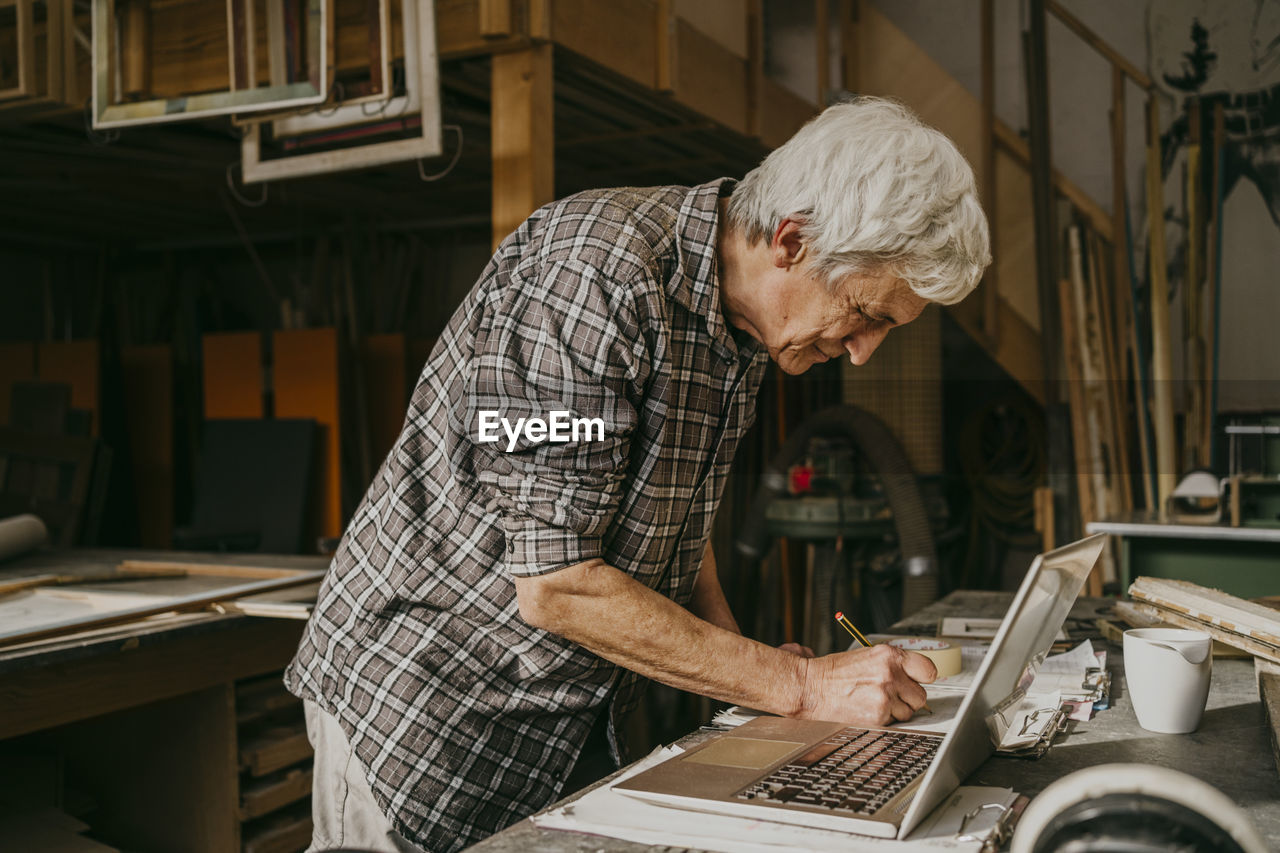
top-left (507, 540), bottom-right (515, 553)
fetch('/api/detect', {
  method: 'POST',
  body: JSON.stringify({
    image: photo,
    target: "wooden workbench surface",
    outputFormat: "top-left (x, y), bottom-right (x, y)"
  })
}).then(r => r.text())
top-left (468, 591), bottom-right (1280, 850)
top-left (0, 548), bottom-right (327, 738)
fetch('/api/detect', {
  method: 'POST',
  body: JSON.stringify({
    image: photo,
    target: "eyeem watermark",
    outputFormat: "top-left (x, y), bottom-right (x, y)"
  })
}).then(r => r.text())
top-left (477, 410), bottom-right (605, 452)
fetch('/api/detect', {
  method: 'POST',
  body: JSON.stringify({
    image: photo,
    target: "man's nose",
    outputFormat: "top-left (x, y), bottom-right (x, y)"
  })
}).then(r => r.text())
top-left (844, 326), bottom-right (891, 365)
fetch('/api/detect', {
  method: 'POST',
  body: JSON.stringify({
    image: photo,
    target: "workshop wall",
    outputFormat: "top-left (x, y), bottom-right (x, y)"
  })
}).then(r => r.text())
top-left (863, 0), bottom-right (1280, 413)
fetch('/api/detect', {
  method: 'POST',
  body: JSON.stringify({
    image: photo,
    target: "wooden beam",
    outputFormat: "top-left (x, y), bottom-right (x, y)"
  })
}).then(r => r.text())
top-left (491, 43), bottom-right (554, 250)
top-left (1145, 95), bottom-right (1177, 513)
top-left (980, 0), bottom-right (997, 342)
top-left (992, 122), bottom-right (1112, 244)
top-left (839, 0), bottom-right (858, 93)
top-left (1045, 0), bottom-right (1152, 91)
top-left (655, 0), bottom-right (676, 92)
top-left (478, 0), bottom-right (512, 38)
top-left (815, 0), bottom-right (829, 106)
top-left (747, 0), bottom-right (763, 136)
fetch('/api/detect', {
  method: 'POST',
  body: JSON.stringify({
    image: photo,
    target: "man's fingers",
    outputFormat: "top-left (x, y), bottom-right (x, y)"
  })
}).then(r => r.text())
top-left (889, 698), bottom-right (915, 723)
top-left (895, 677), bottom-right (929, 711)
top-left (901, 650), bottom-right (938, 684)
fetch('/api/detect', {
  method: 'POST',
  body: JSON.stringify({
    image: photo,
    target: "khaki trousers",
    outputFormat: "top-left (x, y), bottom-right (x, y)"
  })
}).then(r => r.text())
top-left (303, 699), bottom-right (425, 853)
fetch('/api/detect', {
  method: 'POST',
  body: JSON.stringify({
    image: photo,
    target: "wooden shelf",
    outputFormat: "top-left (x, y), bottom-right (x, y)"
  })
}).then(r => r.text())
top-left (240, 765), bottom-right (314, 821)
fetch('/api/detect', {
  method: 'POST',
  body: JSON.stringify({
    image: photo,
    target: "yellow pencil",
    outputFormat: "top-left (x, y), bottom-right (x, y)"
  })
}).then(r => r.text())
top-left (834, 611), bottom-right (872, 648)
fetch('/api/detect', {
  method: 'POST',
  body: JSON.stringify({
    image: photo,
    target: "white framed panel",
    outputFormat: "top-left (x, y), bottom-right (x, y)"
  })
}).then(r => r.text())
top-left (92, 0), bottom-right (329, 129)
top-left (241, 0), bottom-right (440, 183)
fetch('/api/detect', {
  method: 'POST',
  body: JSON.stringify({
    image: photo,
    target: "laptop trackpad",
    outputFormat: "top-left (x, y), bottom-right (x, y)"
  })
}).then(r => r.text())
top-left (683, 737), bottom-right (804, 770)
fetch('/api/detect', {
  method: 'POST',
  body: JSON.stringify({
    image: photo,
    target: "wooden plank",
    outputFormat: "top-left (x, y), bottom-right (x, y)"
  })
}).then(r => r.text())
top-left (980, 0), bottom-right (997, 342)
top-left (0, 616), bottom-right (304, 739)
top-left (0, 341), bottom-right (36, 426)
top-left (814, 0), bottom-right (828, 106)
top-left (674, 18), bottom-right (748, 134)
top-left (0, 566), bottom-right (326, 648)
top-left (361, 333), bottom-right (408, 467)
top-left (993, 121), bottom-right (1112, 244)
top-left (839, 0), bottom-right (858, 92)
top-left (1125, 599), bottom-right (1280, 665)
top-left (202, 332), bottom-right (263, 419)
top-left (1088, 228), bottom-right (1132, 514)
top-left (757, 75), bottom-right (816, 150)
top-left (1144, 96), bottom-right (1177, 513)
top-left (1114, 599), bottom-right (1250, 658)
top-left (121, 0), bottom-right (151, 97)
top-left (1130, 577), bottom-right (1280, 647)
top-left (946, 283), bottom-right (1045, 403)
top-left (239, 725), bottom-right (312, 776)
top-left (478, 0), bottom-right (511, 37)
top-left (1257, 658), bottom-right (1280, 776)
top-left (655, 0), bottom-right (675, 92)
top-left (118, 560), bottom-right (319, 580)
top-left (240, 765), bottom-right (313, 820)
top-left (551, 0), bottom-right (654, 91)
top-left (272, 328), bottom-right (343, 540)
top-left (36, 339), bottom-right (98, 436)
top-left (121, 344), bottom-right (173, 549)
top-left (490, 42), bottom-right (553, 249)
top-left (675, 0), bottom-right (747, 59)
top-left (242, 809), bottom-right (313, 853)
top-left (1044, 0), bottom-right (1151, 90)
top-left (745, 0), bottom-right (762, 136)
top-left (1058, 274), bottom-right (1102, 596)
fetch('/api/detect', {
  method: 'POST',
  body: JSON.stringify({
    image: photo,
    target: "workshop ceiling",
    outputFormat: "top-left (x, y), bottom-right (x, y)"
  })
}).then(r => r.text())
top-left (0, 49), bottom-right (771, 252)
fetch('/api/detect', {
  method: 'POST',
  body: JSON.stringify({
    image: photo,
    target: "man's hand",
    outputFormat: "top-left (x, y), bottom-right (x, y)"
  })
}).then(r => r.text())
top-left (796, 645), bottom-right (936, 726)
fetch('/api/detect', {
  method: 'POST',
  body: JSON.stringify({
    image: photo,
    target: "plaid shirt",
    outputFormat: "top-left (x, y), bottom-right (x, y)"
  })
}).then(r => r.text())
top-left (285, 179), bottom-right (769, 851)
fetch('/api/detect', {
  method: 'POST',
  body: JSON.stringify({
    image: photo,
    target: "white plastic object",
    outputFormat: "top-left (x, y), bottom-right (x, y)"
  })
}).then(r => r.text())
top-left (1011, 763), bottom-right (1267, 853)
top-left (1123, 628), bottom-right (1212, 733)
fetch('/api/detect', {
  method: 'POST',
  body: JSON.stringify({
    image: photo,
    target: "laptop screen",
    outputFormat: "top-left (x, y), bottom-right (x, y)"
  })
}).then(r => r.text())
top-left (896, 534), bottom-right (1105, 835)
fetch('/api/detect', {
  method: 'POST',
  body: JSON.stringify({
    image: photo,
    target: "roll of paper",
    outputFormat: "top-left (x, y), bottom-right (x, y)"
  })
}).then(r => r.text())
top-left (0, 514), bottom-right (49, 564)
top-left (886, 637), bottom-right (962, 677)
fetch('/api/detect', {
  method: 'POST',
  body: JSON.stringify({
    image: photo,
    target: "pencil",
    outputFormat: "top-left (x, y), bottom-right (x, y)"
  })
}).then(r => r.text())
top-left (834, 611), bottom-right (872, 648)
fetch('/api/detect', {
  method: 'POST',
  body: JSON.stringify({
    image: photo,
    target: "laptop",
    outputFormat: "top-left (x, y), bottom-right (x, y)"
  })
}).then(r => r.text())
top-left (614, 534), bottom-right (1105, 839)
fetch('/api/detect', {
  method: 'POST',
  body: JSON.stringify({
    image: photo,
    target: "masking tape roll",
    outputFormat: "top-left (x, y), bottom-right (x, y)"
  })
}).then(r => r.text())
top-left (886, 637), bottom-right (962, 677)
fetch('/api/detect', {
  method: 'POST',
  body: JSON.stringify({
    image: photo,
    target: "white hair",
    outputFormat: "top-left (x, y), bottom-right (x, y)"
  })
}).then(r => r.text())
top-left (727, 97), bottom-right (990, 304)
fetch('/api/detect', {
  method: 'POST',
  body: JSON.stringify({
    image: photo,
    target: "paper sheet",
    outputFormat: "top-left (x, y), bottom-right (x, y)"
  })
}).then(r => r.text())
top-left (533, 745), bottom-right (1015, 852)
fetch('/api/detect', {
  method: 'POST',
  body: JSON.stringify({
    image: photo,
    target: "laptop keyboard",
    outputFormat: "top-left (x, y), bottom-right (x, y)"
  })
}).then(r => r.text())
top-left (735, 728), bottom-right (940, 816)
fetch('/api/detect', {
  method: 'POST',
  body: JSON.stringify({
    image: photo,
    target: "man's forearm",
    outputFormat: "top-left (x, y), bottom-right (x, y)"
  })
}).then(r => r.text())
top-left (514, 559), bottom-right (804, 716)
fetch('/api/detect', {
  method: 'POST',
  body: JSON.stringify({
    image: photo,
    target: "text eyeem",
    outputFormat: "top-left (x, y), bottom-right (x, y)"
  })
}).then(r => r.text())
top-left (477, 410), bottom-right (606, 452)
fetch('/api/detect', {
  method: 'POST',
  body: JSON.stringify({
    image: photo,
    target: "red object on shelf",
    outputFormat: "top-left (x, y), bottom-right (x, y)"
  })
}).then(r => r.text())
top-left (789, 465), bottom-right (814, 494)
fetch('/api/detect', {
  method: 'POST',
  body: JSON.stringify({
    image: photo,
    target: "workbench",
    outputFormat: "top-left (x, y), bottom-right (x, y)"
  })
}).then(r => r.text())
top-left (1087, 513), bottom-right (1280, 598)
top-left (0, 548), bottom-right (326, 852)
top-left (469, 590), bottom-right (1280, 851)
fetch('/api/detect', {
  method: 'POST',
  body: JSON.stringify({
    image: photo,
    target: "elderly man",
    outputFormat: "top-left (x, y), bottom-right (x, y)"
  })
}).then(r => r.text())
top-left (287, 96), bottom-right (991, 852)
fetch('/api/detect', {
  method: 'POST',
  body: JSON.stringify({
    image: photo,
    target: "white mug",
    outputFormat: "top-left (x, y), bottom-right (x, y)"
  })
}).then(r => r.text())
top-left (1123, 628), bottom-right (1212, 734)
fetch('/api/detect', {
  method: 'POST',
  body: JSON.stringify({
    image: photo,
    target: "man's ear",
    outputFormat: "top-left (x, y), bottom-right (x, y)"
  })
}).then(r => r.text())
top-left (770, 218), bottom-right (807, 269)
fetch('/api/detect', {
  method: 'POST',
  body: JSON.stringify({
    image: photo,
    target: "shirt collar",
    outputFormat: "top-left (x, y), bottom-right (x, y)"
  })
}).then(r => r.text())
top-left (667, 178), bottom-right (759, 360)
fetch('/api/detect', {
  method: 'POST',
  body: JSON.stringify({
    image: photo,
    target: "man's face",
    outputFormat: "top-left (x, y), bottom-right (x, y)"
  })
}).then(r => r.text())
top-left (754, 268), bottom-right (928, 375)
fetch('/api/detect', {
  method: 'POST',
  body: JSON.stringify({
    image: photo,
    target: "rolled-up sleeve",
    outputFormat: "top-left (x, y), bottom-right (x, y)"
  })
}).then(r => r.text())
top-left (464, 259), bottom-right (649, 576)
